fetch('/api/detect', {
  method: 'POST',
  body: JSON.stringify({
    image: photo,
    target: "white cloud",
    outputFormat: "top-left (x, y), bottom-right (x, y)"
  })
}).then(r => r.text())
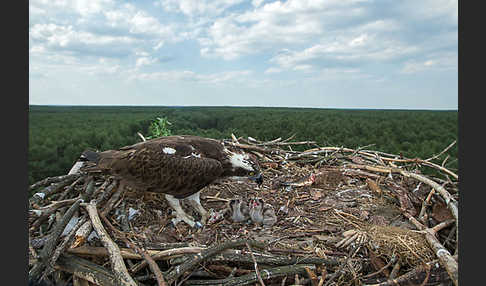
top-left (269, 33), bottom-right (419, 73)
top-left (160, 0), bottom-right (245, 17)
top-left (293, 64), bottom-right (313, 72)
top-left (401, 53), bottom-right (457, 74)
top-left (199, 7), bottom-right (323, 59)
top-left (30, 0), bottom-right (114, 16)
top-left (30, 23), bottom-right (138, 53)
top-left (29, 0), bottom-right (458, 109)
top-left (264, 67), bottom-right (282, 74)
top-left (131, 69), bottom-right (252, 85)
top-left (29, 0), bottom-right (183, 79)
top-left (196, 0), bottom-right (407, 60)
top-left (103, 4), bottom-right (180, 39)
top-left (252, 0), bottom-right (264, 8)
top-left (402, 0), bottom-right (457, 25)
top-left (136, 57), bottom-right (158, 68)
top-left (71, 0), bottom-right (114, 16)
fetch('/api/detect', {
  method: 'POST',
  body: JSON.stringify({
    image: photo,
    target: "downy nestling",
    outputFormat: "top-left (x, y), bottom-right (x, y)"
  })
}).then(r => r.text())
top-left (262, 203), bottom-right (277, 227)
top-left (249, 197), bottom-right (264, 224)
top-left (228, 198), bottom-right (250, 223)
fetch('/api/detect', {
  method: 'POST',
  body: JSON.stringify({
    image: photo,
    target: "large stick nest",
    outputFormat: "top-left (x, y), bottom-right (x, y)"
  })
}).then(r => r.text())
top-left (28, 135), bottom-right (458, 286)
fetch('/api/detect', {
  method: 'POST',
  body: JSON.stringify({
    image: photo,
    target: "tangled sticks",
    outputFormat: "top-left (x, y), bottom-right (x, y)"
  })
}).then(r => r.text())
top-left (28, 135), bottom-right (458, 286)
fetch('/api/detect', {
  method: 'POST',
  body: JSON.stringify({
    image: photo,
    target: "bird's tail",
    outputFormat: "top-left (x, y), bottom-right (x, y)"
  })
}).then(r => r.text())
top-left (80, 150), bottom-right (100, 163)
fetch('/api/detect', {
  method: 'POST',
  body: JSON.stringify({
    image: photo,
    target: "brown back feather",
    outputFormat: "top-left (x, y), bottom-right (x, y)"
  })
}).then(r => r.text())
top-left (94, 136), bottom-right (226, 198)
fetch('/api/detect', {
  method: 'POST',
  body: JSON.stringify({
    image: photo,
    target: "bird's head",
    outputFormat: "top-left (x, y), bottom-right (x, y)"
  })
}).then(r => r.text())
top-left (223, 149), bottom-right (263, 185)
top-left (228, 198), bottom-right (241, 209)
top-left (249, 197), bottom-right (264, 210)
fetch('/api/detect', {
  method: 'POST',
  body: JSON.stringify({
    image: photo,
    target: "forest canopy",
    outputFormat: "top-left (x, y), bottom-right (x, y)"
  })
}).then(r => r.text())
top-left (28, 105), bottom-right (458, 185)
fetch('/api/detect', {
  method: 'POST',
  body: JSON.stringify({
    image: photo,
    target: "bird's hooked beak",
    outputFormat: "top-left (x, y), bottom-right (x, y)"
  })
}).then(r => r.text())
top-left (249, 172), bottom-right (263, 186)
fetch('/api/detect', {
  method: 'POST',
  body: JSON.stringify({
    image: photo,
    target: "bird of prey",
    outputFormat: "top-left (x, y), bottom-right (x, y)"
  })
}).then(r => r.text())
top-left (81, 135), bottom-right (262, 228)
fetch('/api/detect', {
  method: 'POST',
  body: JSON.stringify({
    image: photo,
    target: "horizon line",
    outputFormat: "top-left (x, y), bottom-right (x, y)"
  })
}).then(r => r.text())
top-left (28, 104), bottom-right (458, 111)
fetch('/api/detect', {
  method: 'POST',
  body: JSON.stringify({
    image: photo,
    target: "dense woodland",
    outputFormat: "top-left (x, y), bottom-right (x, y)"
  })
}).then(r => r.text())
top-left (28, 105), bottom-right (458, 186)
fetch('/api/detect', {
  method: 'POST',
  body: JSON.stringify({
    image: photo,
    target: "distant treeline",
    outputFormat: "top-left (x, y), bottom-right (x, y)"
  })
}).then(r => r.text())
top-left (28, 105), bottom-right (458, 185)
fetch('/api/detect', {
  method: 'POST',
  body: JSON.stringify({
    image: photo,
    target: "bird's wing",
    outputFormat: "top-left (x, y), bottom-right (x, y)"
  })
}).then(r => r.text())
top-left (97, 138), bottom-right (224, 198)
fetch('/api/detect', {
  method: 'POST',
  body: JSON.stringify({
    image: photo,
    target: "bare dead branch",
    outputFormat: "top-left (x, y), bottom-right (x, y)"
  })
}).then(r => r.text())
top-left (84, 202), bottom-right (138, 286)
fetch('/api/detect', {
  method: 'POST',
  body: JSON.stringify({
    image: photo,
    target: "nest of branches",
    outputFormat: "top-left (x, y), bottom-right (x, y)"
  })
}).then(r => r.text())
top-left (28, 135), bottom-right (458, 286)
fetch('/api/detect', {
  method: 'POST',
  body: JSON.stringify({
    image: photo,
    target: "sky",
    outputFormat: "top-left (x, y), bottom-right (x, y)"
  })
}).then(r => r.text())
top-left (29, 0), bottom-right (458, 109)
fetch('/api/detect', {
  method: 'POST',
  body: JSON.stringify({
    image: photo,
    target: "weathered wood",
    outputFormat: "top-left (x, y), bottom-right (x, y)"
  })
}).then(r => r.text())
top-left (404, 213), bottom-right (458, 286)
top-left (165, 239), bottom-right (266, 284)
top-left (98, 212), bottom-right (167, 286)
top-left (223, 141), bottom-right (281, 154)
top-left (304, 266), bottom-right (319, 286)
top-left (126, 240), bottom-right (167, 286)
top-left (30, 175), bottom-right (81, 205)
top-left (363, 257), bottom-right (453, 286)
top-left (184, 264), bottom-right (316, 286)
top-left (94, 178), bottom-right (117, 205)
top-left (68, 246), bottom-right (156, 259)
top-left (81, 178), bottom-right (96, 202)
top-left (130, 247), bottom-right (205, 273)
top-left (101, 183), bottom-right (123, 217)
top-left (28, 135), bottom-right (459, 286)
top-left (30, 198), bottom-right (80, 230)
top-left (259, 141), bottom-right (317, 146)
top-left (418, 188), bottom-right (436, 225)
top-left (85, 202), bottom-right (138, 286)
top-left (30, 173), bottom-right (81, 192)
top-left (58, 176), bottom-right (85, 200)
top-left (71, 220), bottom-right (93, 248)
top-left (29, 198), bottom-right (83, 280)
top-left (73, 275), bottom-right (91, 286)
top-left (246, 243), bottom-right (265, 286)
top-left (170, 253), bottom-right (340, 267)
top-left (46, 216), bottom-right (88, 278)
top-left (142, 242), bottom-right (193, 250)
top-left (400, 171), bottom-right (458, 224)
top-left (55, 254), bottom-right (118, 286)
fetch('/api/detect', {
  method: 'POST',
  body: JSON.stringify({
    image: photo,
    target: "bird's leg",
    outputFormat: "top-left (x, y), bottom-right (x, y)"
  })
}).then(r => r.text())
top-left (165, 194), bottom-right (197, 228)
top-left (186, 191), bottom-right (209, 224)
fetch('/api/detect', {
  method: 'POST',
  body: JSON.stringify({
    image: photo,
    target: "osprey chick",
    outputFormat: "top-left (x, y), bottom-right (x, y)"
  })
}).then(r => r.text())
top-left (81, 135), bottom-right (262, 228)
top-left (249, 198), bottom-right (264, 224)
top-left (228, 198), bottom-right (250, 223)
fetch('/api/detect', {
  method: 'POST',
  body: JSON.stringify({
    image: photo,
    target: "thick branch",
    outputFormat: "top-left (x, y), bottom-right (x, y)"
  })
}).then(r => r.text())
top-left (400, 171), bottom-right (458, 224)
top-left (171, 253), bottom-right (340, 267)
top-left (44, 216), bottom-right (88, 278)
top-left (30, 173), bottom-right (81, 192)
top-left (30, 174), bottom-right (81, 205)
top-left (29, 198), bottom-right (83, 280)
top-left (185, 264), bottom-right (316, 286)
top-left (223, 141), bottom-right (281, 154)
top-left (84, 202), bottom-right (138, 286)
top-left (404, 213), bottom-right (458, 286)
top-left (130, 247), bottom-right (205, 273)
top-left (55, 254), bottom-right (118, 286)
top-left (99, 212), bottom-right (167, 286)
top-left (165, 239), bottom-right (266, 284)
top-left (363, 257), bottom-right (454, 286)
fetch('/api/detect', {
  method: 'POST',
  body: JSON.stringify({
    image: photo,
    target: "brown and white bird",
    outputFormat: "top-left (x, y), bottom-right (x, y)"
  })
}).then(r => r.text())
top-left (249, 198), bottom-right (264, 225)
top-left (228, 198), bottom-right (249, 223)
top-left (81, 135), bottom-right (262, 228)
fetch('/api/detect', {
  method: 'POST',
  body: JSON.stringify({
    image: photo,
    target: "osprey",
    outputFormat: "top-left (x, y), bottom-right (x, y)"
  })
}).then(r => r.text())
top-left (81, 135), bottom-right (263, 228)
